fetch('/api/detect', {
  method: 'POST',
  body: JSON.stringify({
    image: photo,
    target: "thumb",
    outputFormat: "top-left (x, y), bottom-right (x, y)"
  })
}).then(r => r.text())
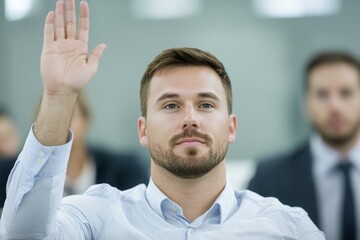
top-left (88, 43), bottom-right (107, 76)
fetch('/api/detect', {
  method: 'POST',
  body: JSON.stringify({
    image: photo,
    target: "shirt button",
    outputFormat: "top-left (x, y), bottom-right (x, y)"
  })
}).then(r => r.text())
top-left (36, 158), bottom-right (43, 164)
top-left (39, 151), bottom-right (45, 157)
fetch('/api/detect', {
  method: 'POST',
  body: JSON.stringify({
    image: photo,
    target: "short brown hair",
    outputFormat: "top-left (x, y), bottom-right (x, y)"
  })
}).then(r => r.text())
top-left (305, 51), bottom-right (360, 91)
top-left (140, 48), bottom-right (232, 117)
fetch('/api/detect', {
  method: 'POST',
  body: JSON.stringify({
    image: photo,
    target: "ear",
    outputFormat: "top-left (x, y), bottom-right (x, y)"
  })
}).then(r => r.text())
top-left (228, 114), bottom-right (237, 143)
top-left (138, 116), bottom-right (148, 147)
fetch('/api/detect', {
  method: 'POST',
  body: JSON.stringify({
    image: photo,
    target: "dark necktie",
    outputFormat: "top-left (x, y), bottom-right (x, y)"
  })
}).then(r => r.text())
top-left (339, 162), bottom-right (357, 240)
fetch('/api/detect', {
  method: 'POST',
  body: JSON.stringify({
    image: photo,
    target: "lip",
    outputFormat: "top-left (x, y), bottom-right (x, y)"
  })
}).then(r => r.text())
top-left (328, 118), bottom-right (344, 128)
top-left (176, 138), bottom-right (206, 145)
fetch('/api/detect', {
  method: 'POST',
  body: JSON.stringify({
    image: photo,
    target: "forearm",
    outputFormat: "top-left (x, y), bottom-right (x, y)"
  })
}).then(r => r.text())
top-left (0, 128), bottom-right (72, 239)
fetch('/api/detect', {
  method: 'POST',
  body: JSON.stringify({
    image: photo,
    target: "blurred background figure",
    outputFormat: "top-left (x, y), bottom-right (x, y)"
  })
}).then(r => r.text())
top-left (248, 51), bottom-right (360, 240)
top-left (0, 107), bottom-right (20, 159)
top-left (0, 107), bottom-right (19, 216)
top-left (64, 93), bottom-right (149, 196)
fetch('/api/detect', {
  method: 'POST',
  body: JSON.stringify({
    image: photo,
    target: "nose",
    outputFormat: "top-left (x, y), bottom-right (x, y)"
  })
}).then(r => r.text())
top-left (328, 94), bottom-right (343, 112)
top-left (181, 107), bottom-right (199, 131)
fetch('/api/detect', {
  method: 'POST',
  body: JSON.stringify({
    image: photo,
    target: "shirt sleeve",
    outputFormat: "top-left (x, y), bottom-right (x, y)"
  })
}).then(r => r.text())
top-left (297, 208), bottom-right (326, 240)
top-left (0, 126), bottom-right (74, 239)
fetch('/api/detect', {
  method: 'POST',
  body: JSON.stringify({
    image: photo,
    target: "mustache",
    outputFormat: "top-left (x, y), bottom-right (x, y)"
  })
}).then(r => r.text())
top-left (169, 129), bottom-right (212, 147)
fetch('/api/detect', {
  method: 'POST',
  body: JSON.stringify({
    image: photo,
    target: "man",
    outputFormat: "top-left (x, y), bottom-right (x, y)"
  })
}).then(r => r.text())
top-left (248, 51), bottom-right (360, 240)
top-left (0, 0), bottom-right (324, 239)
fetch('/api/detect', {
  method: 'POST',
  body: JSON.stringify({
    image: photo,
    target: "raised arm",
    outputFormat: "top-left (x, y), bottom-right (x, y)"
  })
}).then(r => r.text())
top-left (36, 0), bottom-right (106, 145)
top-left (0, 1), bottom-right (105, 239)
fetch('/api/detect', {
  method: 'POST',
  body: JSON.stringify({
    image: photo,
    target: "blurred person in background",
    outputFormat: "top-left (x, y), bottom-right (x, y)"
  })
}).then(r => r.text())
top-left (64, 93), bottom-right (148, 195)
top-left (248, 51), bottom-right (360, 240)
top-left (0, 107), bottom-right (18, 213)
top-left (0, 107), bottom-right (20, 160)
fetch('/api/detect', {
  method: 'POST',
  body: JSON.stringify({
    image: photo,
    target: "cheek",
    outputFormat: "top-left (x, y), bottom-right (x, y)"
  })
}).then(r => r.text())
top-left (308, 101), bottom-right (328, 119)
top-left (348, 97), bottom-right (360, 111)
top-left (205, 117), bottom-right (230, 139)
top-left (146, 118), bottom-right (176, 143)
top-left (346, 103), bottom-right (360, 121)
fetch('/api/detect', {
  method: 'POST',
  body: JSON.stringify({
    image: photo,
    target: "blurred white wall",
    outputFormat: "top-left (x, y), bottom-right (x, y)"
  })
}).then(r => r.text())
top-left (1, 0), bottom-right (360, 164)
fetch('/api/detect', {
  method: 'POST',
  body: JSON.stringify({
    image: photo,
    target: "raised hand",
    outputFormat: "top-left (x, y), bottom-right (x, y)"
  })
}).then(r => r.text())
top-left (35, 0), bottom-right (106, 146)
top-left (41, 0), bottom-right (106, 95)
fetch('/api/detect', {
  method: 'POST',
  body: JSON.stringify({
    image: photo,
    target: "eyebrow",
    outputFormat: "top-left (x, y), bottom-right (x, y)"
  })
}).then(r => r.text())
top-left (156, 92), bottom-right (220, 103)
top-left (197, 92), bottom-right (220, 102)
top-left (156, 93), bottom-right (180, 103)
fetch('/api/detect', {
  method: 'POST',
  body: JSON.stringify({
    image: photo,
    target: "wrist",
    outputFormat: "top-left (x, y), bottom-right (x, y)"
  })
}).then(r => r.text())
top-left (34, 91), bottom-right (78, 146)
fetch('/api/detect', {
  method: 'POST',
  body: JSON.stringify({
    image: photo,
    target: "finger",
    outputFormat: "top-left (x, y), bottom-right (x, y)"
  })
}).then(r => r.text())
top-left (55, 0), bottom-right (65, 40)
top-left (78, 1), bottom-right (89, 43)
top-left (43, 11), bottom-right (55, 44)
top-left (65, 0), bottom-right (76, 39)
top-left (88, 44), bottom-right (107, 75)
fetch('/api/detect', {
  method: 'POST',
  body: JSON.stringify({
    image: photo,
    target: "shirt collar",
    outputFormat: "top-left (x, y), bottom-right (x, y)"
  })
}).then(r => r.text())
top-left (145, 178), bottom-right (169, 219)
top-left (145, 177), bottom-right (237, 224)
top-left (213, 178), bottom-right (237, 223)
top-left (310, 134), bottom-right (360, 176)
top-left (347, 137), bottom-right (360, 171)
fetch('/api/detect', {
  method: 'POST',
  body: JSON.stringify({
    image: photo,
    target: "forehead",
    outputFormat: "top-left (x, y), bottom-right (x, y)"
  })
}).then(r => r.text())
top-left (309, 63), bottom-right (360, 90)
top-left (148, 66), bottom-right (225, 100)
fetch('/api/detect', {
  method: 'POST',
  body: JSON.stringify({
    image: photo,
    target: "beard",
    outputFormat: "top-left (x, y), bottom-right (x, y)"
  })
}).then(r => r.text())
top-left (312, 117), bottom-right (360, 147)
top-left (149, 129), bottom-right (228, 179)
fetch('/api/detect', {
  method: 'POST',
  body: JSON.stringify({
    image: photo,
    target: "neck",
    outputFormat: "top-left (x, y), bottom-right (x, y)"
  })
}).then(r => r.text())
top-left (67, 143), bottom-right (90, 182)
top-left (151, 160), bottom-right (226, 222)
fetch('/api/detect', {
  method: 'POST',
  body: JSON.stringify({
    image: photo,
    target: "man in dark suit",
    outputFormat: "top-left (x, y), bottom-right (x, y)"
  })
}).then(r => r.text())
top-left (248, 51), bottom-right (360, 240)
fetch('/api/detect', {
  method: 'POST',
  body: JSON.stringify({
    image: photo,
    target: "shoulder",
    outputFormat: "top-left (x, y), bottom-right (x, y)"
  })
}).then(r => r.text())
top-left (83, 183), bottom-right (146, 201)
top-left (60, 183), bottom-right (147, 211)
top-left (240, 190), bottom-right (307, 216)
top-left (256, 142), bottom-right (310, 171)
top-left (236, 190), bottom-right (323, 238)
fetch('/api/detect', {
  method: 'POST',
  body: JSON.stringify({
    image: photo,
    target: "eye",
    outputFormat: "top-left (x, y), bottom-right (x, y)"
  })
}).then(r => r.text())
top-left (164, 103), bottom-right (179, 110)
top-left (340, 88), bottom-right (352, 99)
top-left (199, 103), bottom-right (214, 109)
top-left (316, 90), bottom-right (328, 100)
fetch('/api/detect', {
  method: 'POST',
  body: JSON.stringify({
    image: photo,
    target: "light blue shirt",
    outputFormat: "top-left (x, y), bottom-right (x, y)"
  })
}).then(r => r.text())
top-left (0, 128), bottom-right (325, 239)
top-left (311, 134), bottom-right (360, 240)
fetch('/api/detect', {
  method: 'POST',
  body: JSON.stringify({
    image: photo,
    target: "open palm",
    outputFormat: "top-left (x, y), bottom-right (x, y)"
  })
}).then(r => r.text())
top-left (40, 0), bottom-right (106, 95)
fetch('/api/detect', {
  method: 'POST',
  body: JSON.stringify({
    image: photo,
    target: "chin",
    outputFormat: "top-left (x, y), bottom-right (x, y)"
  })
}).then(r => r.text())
top-left (321, 131), bottom-right (357, 146)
